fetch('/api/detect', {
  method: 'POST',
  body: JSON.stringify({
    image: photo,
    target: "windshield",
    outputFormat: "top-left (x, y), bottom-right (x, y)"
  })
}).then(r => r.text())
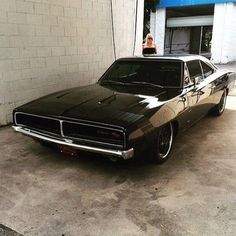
top-left (99, 60), bottom-right (183, 88)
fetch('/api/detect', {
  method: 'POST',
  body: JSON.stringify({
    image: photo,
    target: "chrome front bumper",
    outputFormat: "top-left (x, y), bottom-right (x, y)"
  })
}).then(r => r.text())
top-left (12, 126), bottom-right (134, 160)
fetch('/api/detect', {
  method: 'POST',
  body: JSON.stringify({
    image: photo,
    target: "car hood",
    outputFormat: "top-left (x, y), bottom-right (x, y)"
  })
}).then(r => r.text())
top-left (16, 83), bottom-right (181, 127)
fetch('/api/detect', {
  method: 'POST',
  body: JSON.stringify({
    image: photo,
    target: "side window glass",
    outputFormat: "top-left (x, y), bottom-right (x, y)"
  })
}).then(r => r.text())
top-left (186, 60), bottom-right (203, 82)
top-left (200, 61), bottom-right (214, 78)
top-left (184, 64), bottom-right (192, 86)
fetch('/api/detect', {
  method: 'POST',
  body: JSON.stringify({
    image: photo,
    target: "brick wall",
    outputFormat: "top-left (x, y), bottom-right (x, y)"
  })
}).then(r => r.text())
top-left (0, 0), bottom-right (144, 125)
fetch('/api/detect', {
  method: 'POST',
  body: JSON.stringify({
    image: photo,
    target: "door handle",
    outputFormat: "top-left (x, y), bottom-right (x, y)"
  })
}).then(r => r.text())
top-left (179, 96), bottom-right (186, 102)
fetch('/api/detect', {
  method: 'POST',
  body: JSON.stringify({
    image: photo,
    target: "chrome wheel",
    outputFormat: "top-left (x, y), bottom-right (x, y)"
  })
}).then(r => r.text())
top-left (152, 122), bottom-right (174, 164)
top-left (158, 123), bottom-right (173, 159)
top-left (211, 89), bottom-right (227, 116)
top-left (218, 90), bottom-right (227, 114)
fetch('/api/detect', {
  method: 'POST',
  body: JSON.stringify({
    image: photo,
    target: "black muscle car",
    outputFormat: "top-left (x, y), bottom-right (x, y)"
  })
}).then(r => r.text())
top-left (12, 55), bottom-right (235, 163)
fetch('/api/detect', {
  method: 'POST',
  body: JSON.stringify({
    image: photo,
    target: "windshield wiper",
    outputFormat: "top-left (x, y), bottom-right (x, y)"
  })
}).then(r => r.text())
top-left (101, 80), bottom-right (165, 89)
top-left (100, 80), bottom-right (126, 86)
top-left (130, 81), bottom-right (164, 89)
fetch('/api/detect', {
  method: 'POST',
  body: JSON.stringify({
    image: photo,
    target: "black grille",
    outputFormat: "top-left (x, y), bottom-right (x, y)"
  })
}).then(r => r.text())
top-left (15, 113), bottom-right (61, 135)
top-left (15, 113), bottom-right (125, 147)
top-left (62, 122), bottom-right (124, 147)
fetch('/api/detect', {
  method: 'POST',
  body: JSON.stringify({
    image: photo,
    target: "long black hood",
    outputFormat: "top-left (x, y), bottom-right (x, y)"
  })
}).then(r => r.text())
top-left (15, 83), bottom-right (181, 127)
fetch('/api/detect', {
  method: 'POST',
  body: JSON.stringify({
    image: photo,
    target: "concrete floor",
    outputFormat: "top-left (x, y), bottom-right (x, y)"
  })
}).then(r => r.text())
top-left (0, 76), bottom-right (236, 235)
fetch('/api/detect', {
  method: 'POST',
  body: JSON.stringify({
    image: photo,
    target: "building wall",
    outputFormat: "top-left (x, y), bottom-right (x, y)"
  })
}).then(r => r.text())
top-left (151, 2), bottom-right (236, 63)
top-left (211, 2), bottom-right (236, 63)
top-left (150, 8), bottom-right (166, 55)
top-left (0, 0), bottom-right (144, 125)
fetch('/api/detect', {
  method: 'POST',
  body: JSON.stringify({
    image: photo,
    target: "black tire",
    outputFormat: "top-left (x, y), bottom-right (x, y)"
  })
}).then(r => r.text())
top-left (211, 89), bottom-right (227, 116)
top-left (151, 122), bottom-right (174, 164)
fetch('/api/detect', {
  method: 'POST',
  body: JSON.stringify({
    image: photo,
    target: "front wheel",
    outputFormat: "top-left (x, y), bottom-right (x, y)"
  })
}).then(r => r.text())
top-left (211, 89), bottom-right (227, 116)
top-left (151, 122), bottom-right (174, 164)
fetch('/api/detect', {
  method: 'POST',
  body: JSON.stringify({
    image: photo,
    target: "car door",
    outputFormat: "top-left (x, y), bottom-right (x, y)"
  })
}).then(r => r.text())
top-left (175, 63), bottom-right (199, 130)
top-left (199, 60), bottom-right (224, 107)
top-left (185, 59), bottom-right (213, 124)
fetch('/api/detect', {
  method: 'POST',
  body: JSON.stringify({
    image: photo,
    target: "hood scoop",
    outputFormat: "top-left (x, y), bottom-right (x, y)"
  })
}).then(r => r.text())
top-left (98, 93), bottom-right (117, 104)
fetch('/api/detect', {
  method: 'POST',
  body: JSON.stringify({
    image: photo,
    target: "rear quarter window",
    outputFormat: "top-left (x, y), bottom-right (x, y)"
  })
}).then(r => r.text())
top-left (200, 61), bottom-right (214, 78)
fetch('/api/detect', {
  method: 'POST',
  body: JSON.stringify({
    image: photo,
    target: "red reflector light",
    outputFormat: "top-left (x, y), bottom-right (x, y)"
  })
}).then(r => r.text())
top-left (57, 144), bottom-right (77, 156)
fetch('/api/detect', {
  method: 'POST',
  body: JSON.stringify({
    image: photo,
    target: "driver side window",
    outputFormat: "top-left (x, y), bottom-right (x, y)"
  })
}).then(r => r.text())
top-left (183, 64), bottom-right (192, 86)
top-left (186, 60), bottom-right (203, 83)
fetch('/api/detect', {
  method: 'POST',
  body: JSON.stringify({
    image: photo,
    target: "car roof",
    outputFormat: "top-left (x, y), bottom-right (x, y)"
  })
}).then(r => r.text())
top-left (118, 54), bottom-right (209, 63)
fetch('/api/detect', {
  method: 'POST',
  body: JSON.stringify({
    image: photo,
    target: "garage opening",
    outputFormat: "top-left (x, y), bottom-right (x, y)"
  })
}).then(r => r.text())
top-left (165, 4), bottom-right (214, 58)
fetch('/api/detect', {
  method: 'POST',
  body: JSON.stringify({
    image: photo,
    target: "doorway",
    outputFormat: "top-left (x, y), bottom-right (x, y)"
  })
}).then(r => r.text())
top-left (165, 25), bottom-right (212, 57)
top-left (165, 4), bottom-right (214, 57)
top-left (190, 26), bottom-right (212, 57)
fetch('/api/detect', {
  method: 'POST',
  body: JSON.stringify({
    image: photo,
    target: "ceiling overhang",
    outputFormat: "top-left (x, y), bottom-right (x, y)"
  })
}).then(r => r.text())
top-left (157, 0), bottom-right (236, 8)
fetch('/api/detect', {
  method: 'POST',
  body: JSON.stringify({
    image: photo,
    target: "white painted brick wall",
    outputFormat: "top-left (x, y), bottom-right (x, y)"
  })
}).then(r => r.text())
top-left (0, 0), bottom-right (144, 125)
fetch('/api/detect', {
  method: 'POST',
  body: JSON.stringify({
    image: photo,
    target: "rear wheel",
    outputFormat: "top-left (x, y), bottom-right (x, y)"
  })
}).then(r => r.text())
top-left (211, 89), bottom-right (227, 116)
top-left (151, 122), bottom-right (174, 164)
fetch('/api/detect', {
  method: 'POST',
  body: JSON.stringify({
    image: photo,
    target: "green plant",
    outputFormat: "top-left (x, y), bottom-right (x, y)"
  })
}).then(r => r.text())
top-left (145, 0), bottom-right (160, 13)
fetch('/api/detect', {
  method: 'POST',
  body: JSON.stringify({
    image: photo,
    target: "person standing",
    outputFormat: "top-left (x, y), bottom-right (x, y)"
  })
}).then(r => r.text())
top-left (142, 33), bottom-right (157, 55)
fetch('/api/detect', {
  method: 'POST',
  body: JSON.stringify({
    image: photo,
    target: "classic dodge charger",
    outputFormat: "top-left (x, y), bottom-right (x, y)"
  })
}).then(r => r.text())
top-left (13, 55), bottom-right (235, 163)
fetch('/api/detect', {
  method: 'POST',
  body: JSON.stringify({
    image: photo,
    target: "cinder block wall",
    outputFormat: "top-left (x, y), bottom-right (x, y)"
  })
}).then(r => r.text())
top-left (0, 0), bottom-right (144, 125)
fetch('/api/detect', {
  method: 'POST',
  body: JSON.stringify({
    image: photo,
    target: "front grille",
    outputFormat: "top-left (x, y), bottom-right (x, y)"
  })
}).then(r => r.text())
top-left (62, 121), bottom-right (125, 147)
top-left (15, 112), bottom-right (125, 148)
top-left (15, 113), bottom-right (61, 135)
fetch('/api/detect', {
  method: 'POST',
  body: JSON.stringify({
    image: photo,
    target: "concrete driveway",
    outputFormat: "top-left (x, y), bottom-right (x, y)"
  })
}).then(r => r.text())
top-left (1, 90), bottom-right (236, 236)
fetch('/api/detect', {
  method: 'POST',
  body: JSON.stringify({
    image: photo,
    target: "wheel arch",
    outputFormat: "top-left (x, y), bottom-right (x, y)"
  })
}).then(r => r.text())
top-left (171, 120), bottom-right (179, 138)
top-left (226, 87), bottom-right (229, 96)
